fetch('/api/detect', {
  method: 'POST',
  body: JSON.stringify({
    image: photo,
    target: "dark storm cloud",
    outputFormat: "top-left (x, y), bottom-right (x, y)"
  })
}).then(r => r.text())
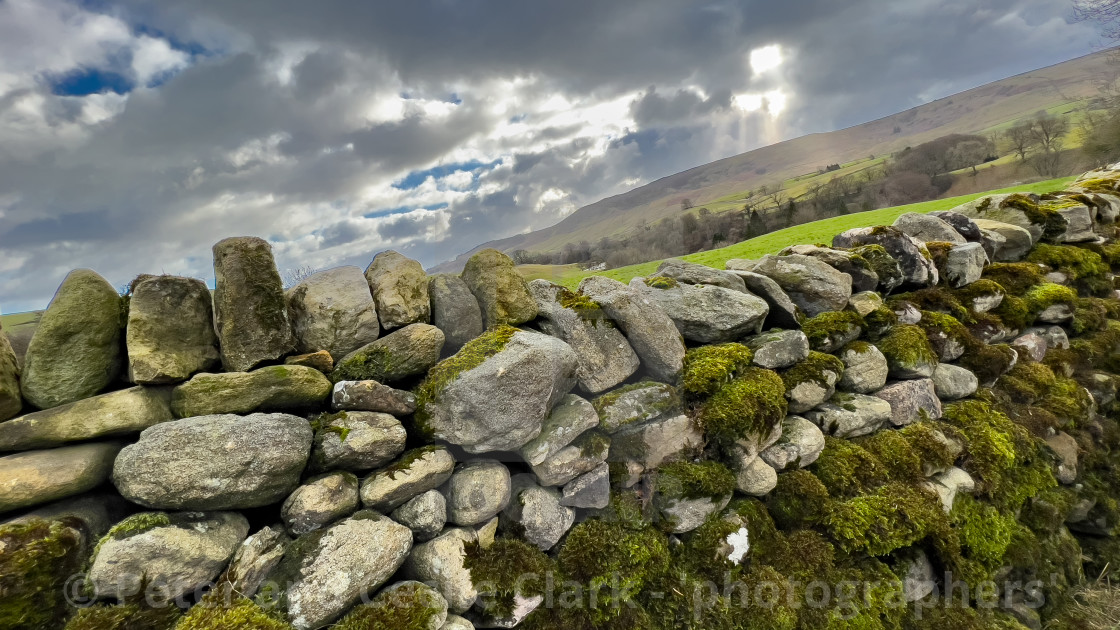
top-left (0, 0), bottom-right (1102, 311)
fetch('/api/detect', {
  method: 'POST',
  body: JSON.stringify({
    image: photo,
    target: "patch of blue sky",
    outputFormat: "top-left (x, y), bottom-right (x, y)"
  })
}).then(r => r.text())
top-left (362, 203), bottom-right (448, 219)
top-left (392, 159), bottom-right (500, 190)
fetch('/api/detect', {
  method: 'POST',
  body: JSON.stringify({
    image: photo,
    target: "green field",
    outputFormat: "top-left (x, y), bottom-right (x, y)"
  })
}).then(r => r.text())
top-left (541, 175), bottom-right (1076, 289)
top-left (0, 311), bottom-right (41, 333)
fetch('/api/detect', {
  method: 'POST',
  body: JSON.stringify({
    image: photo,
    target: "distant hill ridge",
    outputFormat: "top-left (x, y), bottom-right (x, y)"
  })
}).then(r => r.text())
top-left (431, 49), bottom-right (1115, 273)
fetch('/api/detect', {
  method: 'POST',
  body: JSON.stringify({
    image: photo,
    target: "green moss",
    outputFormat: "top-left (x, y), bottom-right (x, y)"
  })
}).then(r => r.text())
top-left (855, 430), bottom-right (924, 483)
top-left (329, 344), bottom-right (397, 383)
top-left (414, 325), bottom-right (517, 434)
top-left (998, 193), bottom-right (1067, 242)
top-left (949, 494), bottom-right (1017, 573)
top-left (876, 324), bottom-right (937, 373)
top-left (891, 288), bottom-right (971, 322)
top-left (766, 469), bottom-right (832, 529)
top-left (924, 240), bottom-right (955, 270)
top-left (1020, 487), bottom-right (1078, 535)
top-left (643, 276), bottom-right (679, 289)
top-left (825, 482), bottom-right (947, 556)
top-left (175, 594), bottom-right (290, 630)
top-left (680, 343), bottom-right (754, 398)
top-left (995, 361), bottom-right (1057, 405)
top-left (557, 519), bottom-right (671, 597)
top-left (463, 538), bottom-right (553, 621)
top-left (802, 311), bottom-right (864, 351)
top-left (64, 603), bottom-right (180, 630)
top-left (1027, 244), bottom-right (1109, 291)
top-left (557, 287), bottom-right (610, 326)
top-left (957, 342), bottom-right (1016, 385)
top-left (898, 422), bottom-right (962, 472)
top-left (811, 437), bottom-right (890, 498)
top-left (953, 279), bottom-right (1005, 310)
top-left (676, 512), bottom-right (751, 582)
top-left (658, 460), bottom-right (737, 500)
top-left (849, 244), bottom-right (904, 293)
top-left (862, 305), bottom-right (898, 339)
top-left (781, 351), bottom-right (845, 391)
top-left (1038, 374), bottom-right (1093, 425)
top-left (381, 445), bottom-right (441, 479)
top-left (916, 310), bottom-right (971, 358)
top-left (697, 367), bottom-right (787, 448)
top-left (90, 512), bottom-right (172, 567)
top-left (1074, 176), bottom-right (1120, 194)
top-left (0, 518), bottom-right (87, 630)
top-left (1023, 282), bottom-right (1077, 316)
top-left (1072, 297), bottom-right (1110, 334)
top-left (983, 263), bottom-right (1045, 295)
top-left (940, 400), bottom-right (1057, 512)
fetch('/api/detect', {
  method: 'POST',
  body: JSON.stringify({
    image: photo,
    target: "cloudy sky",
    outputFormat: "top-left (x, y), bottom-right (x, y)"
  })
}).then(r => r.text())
top-left (0, 0), bottom-right (1105, 312)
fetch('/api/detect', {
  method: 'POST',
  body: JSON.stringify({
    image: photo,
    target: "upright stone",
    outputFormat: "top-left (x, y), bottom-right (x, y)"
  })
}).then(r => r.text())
top-left (577, 276), bottom-right (686, 381)
top-left (0, 326), bottom-right (20, 421)
top-left (460, 249), bottom-right (538, 327)
top-left (365, 250), bottom-right (430, 330)
top-left (126, 275), bottom-right (220, 384)
top-left (21, 269), bottom-right (121, 409)
top-left (429, 274), bottom-right (485, 352)
top-left (212, 237), bottom-right (295, 372)
top-left (287, 266), bottom-right (381, 360)
top-left (529, 280), bottom-right (639, 393)
top-left (727, 255), bottom-right (851, 317)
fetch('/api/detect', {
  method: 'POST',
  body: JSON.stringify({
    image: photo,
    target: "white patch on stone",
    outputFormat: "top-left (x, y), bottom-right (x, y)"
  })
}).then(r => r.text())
top-left (726, 527), bottom-right (750, 564)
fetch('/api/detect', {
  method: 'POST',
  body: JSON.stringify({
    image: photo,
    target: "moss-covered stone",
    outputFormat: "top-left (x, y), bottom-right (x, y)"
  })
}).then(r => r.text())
top-left (825, 482), bottom-right (947, 556)
top-left (801, 311), bottom-right (864, 352)
top-left (983, 262), bottom-right (1045, 295)
top-left (876, 324), bottom-right (938, 378)
top-left (464, 537), bottom-right (553, 620)
top-left (811, 436), bottom-right (890, 498)
top-left (999, 193), bottom-right (1068, 242)
top-left (176, 592), bottom-right (291, 630)
top-left (331, 582), bottom-right (446, 630)
top-left (849, 244), bottom-right (904, 292)
top-left (680, 343), bottom-right (754, 398)
top-left (63, 603), bottom-right (180, 630)
top-left (656, 461), bottom-right (737, 500)
top-left (413, 325), bottom-right (517, 435)
top-left (958, 342), bottom-right (1017, 385)
top-left (0, 517), bottom-right (88, 630)
top-left (916, 310), bottom-right (971, 360)
top-left (766, 469), bottom-right (832, 529)
top-left (697, 367), bottom-right (787, 448)
top-left (643, 276), bottom-right (679, 290)
top-left (781, 351), bottom-right (845, 391)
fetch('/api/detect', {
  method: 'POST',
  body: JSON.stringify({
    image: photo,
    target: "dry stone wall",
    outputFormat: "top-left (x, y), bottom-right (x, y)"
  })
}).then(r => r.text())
top-left (3, 168), bottom-right (1120, 629)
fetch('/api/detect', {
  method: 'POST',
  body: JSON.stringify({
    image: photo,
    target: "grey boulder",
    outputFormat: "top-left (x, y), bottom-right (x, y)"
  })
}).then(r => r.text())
top-left (0, 329), bottom-right (18, 422)
top-left (530, 431), bottom-right (610, 487)
top-left (728, 254), bottom-right (853, 317)
top-left (226, 525), bottom-right (290, 598)
top-left (171, 365), bottom-right (332, 417)
top-left (281, 472), bottom-right (360, 536)
top-left (746, 330), bottom-right (810, 370)
top-left (310, 411), bottom-right (408, 473)
top-left (974, 219), bottom-right (1033, 262)
top-left (460, 249), bottom-right (538, 327)
top-left (578, 275), bottom-right (686, 381)
top-left (942, 242), bottom-right (988, 288)
top-left (126, 275), bottom-right (220, 384)
top-left (519, 394), bottom-right (600, 467)
top-left (503, 475), bottom-right (576, 551)
top-left (419, 330), bottom-right (578, 454)
top-left (732, 457), bottom-right (778, 497)
top-left (0, 442), bottom-right (122, 514)
top-left (273, 511), bottom-right (413, 629)
top-left (429, 274), bottom-right (485, 353)
top-left (593, 382), bottom-right (680, 434)
top-left (609, 413), bottom-right (703, 470)
top-left (212, 237), bottom-right (295, 372)
top-left (88, 511), bottom-right (248, 602)
top-left (331, 379), bottom-right (416, 415)
top-left (112, 413), bottom-right (312, 510)
top-left (892, 212), bottom-right (966, 244)
top-left (360, 446), bottom-right (456, 512)
top-left (651, 259), bottom-right (747, 292)
top-left (929, 211), bottom-right (982, 241)
top-left (0, 386), bottom-right (172, 451)
top-left (930, 364), bottom-right (978, 401)
top-left (442, 460), bottom-right (512, 526)
top-left (391, 489), bottom-right (447, 542)
top-left (404, 527), bottom-right (479, 614)
top-left (804, 394), bottom-right (891, 438)
top-left (759, 415), bottom-right (827, 470)
top-left (1057, 205), bottom-right (1095, 242)
top-left (631, 279), bottom-right (769, 343)
top-left (837, 343), bottom-right (889, 394)
top-left (560, 462), bottom-right (610, 509)
top-left (331, 323), bottom-right (444, 383)
top-left (21, 269), bottom-right (122, 409)
top-left (529, 280), bottom-right (640, 394)
top-left (832, 227), bottom-right (938, 289)
top-left (287, 266), bottom-right (381, 360)
top-left (365, 250), bottom-right (431, 330)
top-left (872, 379), bottom-right (942, 426)
top-left (725, 269), bottom-right (802, 329)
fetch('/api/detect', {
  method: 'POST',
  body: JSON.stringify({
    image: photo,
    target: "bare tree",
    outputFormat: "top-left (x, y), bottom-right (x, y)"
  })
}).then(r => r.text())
top-left (282, 265), bottom-right (317, 289)
top-left (1031, 113), bottom-right (1069, 153)
top-left (1004, 121), bottom-right (1034, 161)
top-left (762, 187), bottom-right (787, 211)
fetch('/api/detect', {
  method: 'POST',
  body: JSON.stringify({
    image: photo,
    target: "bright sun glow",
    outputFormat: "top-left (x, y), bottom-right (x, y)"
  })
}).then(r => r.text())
top-left (765, 89), bottom-right (787, 115)
top-left (750, 45), bottom-right (783, 74)
top-left (732, 93), bottom-right (763, 112)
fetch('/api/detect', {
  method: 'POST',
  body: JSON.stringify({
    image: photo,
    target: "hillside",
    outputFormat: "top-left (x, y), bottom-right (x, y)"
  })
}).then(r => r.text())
top-left (432, 49), bottom-right (1115, 273)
